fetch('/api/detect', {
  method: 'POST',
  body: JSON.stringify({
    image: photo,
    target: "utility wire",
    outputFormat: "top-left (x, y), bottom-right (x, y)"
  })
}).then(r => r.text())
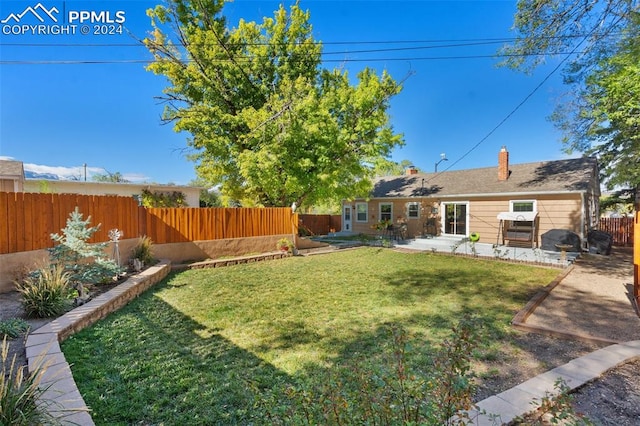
top-left (0, 31), bottom-right (620, 47)
top-left (0, 32), bottom-right (614, 64)
top-left (425, 26), bottom-right (599, 181)
top-left (0, 51), bottom-right (586, 65)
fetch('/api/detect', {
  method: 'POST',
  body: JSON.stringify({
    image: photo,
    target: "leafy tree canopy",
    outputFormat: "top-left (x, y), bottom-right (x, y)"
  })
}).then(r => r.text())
top-left (92, 171), bottom-right (130, 183)
top-left (501, 1), bottom-right (639, 190)
top-left (189, 178), bottom-right (223, 207)
top-left (373, 159), bottom-right (418, 177)
top-left (144, 0), bottom-right (404, 209)
top-left (140, 189), bottom-right (187, 207)
top-left (600, 189), bottom-right (634, 214)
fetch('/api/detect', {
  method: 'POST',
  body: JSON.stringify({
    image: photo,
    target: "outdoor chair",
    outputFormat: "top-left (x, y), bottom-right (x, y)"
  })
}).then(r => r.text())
top-left (423, 218), bottom-right (437, 238)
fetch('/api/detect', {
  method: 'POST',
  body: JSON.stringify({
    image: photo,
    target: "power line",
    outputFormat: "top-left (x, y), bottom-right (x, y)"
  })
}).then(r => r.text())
top-left (0, 31), bottom-right (620, 48)
top-left (427, 30), bottom-right (596, 180)
top-left (0, 32), bottom-right (611, 64)
top-left (0, 51), bottom-right (587, 65)
top-left (0, 38), bottom-right (513, 47)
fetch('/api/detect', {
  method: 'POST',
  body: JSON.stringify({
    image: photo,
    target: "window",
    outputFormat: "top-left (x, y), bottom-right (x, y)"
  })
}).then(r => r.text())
top-left (379, 203), bottom-right (392, 222)
top-left (510, 200), bottom-right (536, 212)
top-left (509, 200), bottom-right (536, 228)
top-left (356, 203), bottom-right (368, 222)
top-left (407, 202), bottom-right (420, 219)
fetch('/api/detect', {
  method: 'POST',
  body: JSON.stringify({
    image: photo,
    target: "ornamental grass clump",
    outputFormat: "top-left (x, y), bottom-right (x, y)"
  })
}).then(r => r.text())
top-left (131, 235), bottom-right (155, 267)
top-left (0, 337), bottom-right (57, 425)
top-left (16, 262), bottom-right (72, 318)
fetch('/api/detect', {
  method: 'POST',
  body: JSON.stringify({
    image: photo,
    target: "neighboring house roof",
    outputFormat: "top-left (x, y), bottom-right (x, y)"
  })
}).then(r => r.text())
top-left (0, 159), bottom-right (25, 180)
top-left (372, 157), bottom-right (599, 198)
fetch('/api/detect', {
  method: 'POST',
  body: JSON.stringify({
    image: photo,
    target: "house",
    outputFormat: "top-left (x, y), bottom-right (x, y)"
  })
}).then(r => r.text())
top-left (0, 159), bottom-right (25, 192)
top-left (343, 147), bottom-right (600, 248)
top-left (0, 159), bottom-right (202, 207)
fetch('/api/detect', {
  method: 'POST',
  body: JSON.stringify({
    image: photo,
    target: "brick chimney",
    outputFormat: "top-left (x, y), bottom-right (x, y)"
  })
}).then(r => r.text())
top-left (498, 146), bottom-right (509, 181)
top-left (406, 166), bottom-right (418, 175)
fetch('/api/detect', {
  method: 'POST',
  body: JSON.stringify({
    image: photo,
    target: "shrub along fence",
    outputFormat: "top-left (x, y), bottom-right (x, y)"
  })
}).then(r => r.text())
top-left (0, 192), bottom-right (297, 255)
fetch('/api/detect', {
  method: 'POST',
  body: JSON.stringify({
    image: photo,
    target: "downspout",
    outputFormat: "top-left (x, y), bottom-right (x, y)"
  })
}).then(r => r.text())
top-left (581, 192), bottom-right (586, 250)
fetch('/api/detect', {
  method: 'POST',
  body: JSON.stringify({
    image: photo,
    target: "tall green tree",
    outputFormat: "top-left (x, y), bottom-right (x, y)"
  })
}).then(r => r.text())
top-left (144, 0), bottom-right (403, 208)
top-left (500, 1), bottom-right (639, 189)
top-left (552, 21), bottom-right (639, 189)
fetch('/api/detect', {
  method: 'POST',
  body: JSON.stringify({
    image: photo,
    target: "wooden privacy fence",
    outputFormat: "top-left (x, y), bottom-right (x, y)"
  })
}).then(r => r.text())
top-left (298, 214), bottom-right (342, 235)
top-left (0, 192), bottom-right (140, 254)
top-left (141, 207), bottom-right (296, 243)
top-left (598, 217), bottom-right (634, 246)
top-left (0, 192), bottom-right (297, 255)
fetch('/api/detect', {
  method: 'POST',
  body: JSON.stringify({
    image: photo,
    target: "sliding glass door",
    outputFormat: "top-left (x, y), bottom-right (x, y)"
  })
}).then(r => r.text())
top-left (443, 202), bottom-right (468, 236)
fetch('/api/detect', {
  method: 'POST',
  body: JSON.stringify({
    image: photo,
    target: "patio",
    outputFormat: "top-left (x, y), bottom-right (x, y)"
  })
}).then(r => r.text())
top-left (321, 232), bottom-right (580, 267)
top-left (400, 235), bottom-right (579, 266)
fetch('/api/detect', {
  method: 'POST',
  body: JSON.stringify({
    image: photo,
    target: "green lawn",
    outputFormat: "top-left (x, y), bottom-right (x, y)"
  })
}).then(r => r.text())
top-left (61, 248), bottom-right (559, 425)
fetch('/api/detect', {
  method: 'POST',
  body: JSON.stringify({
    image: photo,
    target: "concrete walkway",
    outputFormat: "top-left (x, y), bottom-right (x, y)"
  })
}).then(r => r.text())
top-left (470, 248), bottom-right (640, 424)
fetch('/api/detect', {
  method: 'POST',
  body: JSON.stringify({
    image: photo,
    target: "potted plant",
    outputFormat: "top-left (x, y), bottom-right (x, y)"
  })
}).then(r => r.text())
top-left (372, 219), bottom-right (392, 231)
top-left (469, 232), bottom-right (480, 243)
top-left (276, 238), bottom-right (293, 253)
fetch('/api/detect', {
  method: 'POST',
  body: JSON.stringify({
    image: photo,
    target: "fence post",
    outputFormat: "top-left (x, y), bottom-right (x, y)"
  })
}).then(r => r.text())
top-left (634, 189), bottom-right (640, 316)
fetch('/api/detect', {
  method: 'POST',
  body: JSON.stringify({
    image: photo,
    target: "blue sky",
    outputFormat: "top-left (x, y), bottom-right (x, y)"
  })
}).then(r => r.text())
top-left (0, 0), bottom-right (573, 185)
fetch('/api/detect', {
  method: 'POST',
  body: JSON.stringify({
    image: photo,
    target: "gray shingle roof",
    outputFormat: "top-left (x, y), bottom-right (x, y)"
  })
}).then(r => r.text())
top-left (0, 159), bottom-right (25, 179)
top-left (371, 157), bottom-right (598, 198)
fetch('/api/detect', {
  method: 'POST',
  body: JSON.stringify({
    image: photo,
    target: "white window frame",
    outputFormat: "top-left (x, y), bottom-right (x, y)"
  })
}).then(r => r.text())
top-left (407, 202), bottom-right (420, 219)
top-left (441, 201), bottom-right (469, 237)
top-left (379, 202), bottom-right (393, 222)
top-left (355, 202), bottom-right (368, 222)
top-left (510, 200), bottom-right (537, 213)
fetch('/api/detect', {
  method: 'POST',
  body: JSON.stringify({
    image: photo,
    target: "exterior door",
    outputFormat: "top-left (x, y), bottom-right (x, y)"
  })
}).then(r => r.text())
top-left (343, 206), bottom-right (352, 232)
top-left (443, 202), bottom-right (467, 236)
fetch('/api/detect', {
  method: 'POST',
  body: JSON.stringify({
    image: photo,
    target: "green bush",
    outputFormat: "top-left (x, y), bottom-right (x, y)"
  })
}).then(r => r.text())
top-left (0, 318), bottom-right (29, 339)
top-left (1, 337), bottom-right (58, 425)
top-left (16, 263), bottom-right (72, 318)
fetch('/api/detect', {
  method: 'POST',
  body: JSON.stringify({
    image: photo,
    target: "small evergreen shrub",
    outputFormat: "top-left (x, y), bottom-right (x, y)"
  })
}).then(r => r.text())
top-left (49, 207), bottom-right (122, 286)
top-left (0, 318), bottom-right (29, 339)
top-left (16, 263), bottom-right (72, 318)
top-left (1, 337), bottom-right (57, 425)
